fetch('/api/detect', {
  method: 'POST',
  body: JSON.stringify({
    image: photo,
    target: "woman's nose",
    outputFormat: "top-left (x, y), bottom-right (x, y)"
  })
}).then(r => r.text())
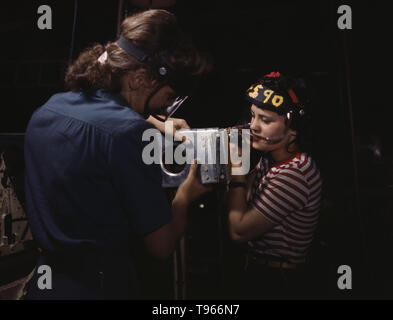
top-left (250, 118), bottom-right (259, 132)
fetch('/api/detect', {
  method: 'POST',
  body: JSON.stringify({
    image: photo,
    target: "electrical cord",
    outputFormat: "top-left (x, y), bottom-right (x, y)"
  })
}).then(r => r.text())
top-left (68, 0), bottom-right (78, 65)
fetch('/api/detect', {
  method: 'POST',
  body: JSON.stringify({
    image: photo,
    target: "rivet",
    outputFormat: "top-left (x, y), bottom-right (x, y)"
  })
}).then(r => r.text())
top-left (159, 67), bottom-right (167, 75)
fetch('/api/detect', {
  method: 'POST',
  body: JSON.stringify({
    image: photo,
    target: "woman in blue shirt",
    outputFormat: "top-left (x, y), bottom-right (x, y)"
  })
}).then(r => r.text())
top-left (24, 9), bottom-right (211, 299)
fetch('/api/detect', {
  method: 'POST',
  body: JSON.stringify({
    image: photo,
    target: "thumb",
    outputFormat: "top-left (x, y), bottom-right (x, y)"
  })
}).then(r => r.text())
top-left (189, 159), bottom-right (199, 176)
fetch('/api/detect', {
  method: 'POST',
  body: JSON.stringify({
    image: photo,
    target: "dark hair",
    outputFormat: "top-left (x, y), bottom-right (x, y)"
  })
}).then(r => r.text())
top-left (65, 9), bottom-right (211, 92)
top-left (257, 73), bottom-right (313, 154)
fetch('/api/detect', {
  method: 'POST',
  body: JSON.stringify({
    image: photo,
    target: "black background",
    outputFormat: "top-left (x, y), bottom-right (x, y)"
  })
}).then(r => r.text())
top-left (0, 0), bottom-right (391, 299)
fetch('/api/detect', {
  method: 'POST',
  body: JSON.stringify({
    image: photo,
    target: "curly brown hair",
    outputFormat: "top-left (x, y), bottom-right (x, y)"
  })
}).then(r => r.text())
top-left (65, 9), bottom-right (211, 92)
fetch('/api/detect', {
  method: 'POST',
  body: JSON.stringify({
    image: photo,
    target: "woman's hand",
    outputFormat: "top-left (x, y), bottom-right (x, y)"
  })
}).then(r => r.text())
top-left (228, 128), bottom-right (250, 184)
top-left (176, 160), bottom-right (213, 205)
top-left (146, 116), bottom-right (190, 141)
top-left (230, 173), bottom-right (248, 184)
top-left (169, 160), bottom-right (212, 245)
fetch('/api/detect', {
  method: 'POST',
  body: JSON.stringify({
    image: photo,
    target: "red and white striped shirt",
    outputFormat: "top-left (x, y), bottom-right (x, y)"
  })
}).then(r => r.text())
top-left (249, 152), bottom-right (322, 264)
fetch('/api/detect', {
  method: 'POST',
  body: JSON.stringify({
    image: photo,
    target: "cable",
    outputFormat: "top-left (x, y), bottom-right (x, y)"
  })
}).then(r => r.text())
top-left (117, 0), bottom-right (124, 38)
top-left (68, 0), bottom-right (78, 65)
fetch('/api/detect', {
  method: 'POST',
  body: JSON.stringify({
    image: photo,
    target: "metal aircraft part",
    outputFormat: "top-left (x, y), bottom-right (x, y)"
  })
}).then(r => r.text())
top-left (161, 128), bottom-right (231, 188)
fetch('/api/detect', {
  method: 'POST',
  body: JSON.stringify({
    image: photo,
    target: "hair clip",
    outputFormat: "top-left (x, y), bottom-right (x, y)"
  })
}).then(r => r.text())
top-left (97, 51), bottom-right (108, 64)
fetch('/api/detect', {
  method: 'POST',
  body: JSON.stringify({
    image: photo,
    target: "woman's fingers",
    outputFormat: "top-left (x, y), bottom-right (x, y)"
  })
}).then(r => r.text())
top-left (189, 159), bottom-right (198, 176)
top-left (172, 118), bottom-right (190, 130)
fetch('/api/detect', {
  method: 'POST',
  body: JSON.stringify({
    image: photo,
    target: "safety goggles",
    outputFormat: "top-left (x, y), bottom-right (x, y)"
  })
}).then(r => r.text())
top-left (153, 95), bottom-right (189, 122)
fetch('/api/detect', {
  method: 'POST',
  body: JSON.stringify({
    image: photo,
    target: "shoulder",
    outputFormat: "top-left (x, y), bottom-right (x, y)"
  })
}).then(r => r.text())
top-left (43, 90), bottom-right (154, 137)
top-left (273, 153), bottom-right (321, 187)
top-left (29, 91), bottom-right (74, 117)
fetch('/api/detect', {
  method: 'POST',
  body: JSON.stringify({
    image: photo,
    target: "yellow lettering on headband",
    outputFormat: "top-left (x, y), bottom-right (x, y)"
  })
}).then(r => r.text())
top-left (249, 84), bottom-right (263, 98)
top-left (263, 90), bottom-right (274, 103)
top-left (272, 94), bottom-right (284, 107)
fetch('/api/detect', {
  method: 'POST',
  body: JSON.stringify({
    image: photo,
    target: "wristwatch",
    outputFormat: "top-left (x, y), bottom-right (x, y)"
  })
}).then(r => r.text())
top-left (228, 181), bottom-right (247, 189)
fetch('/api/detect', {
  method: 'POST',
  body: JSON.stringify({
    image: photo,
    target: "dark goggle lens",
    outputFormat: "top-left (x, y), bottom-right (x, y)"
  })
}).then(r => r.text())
top-left (163, 96), bottom-right (189, 118)
top-left (152, 96), bottom-right (189, 122)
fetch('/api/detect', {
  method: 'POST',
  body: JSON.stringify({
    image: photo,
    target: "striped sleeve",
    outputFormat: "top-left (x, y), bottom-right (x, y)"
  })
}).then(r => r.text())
top-left (251, 167), bottom-right (309, 225)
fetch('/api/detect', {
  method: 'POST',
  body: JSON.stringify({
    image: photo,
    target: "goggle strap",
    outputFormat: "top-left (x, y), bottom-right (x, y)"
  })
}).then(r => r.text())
top-left (117, 36), bottom-right (150, 63)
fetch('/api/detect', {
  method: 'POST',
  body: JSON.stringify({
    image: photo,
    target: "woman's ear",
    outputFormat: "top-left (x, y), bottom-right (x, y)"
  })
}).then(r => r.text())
top-left (288, 128), bottom-right (298, 138)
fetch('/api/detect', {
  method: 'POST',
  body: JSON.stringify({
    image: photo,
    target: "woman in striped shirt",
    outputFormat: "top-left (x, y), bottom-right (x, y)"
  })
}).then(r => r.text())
top-left (227, 72), bottom-right (322, 299)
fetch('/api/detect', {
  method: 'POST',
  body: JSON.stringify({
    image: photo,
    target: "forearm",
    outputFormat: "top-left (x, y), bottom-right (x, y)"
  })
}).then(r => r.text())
top-left (146, 115), bottom-right (165, 132)
top-left (143, 190), bottom-right (189, 259)
top-left (245, 169), bottom-right (257, 201)
top-left (170, 189), bottom-right (190, 240)
top-left (228, 186), bottom-right (248, 237)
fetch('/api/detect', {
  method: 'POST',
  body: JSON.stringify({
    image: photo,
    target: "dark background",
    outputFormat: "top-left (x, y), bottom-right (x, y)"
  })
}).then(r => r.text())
top-left (0, 0), bottom-right (391, 299)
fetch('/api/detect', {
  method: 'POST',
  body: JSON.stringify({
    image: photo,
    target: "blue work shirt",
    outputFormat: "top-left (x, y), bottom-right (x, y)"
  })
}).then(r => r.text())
top-left (24, 89), bottom-right (171, 299)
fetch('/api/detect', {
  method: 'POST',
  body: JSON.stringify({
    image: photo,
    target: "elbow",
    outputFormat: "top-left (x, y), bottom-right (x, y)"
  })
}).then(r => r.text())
top-left (229, 229), bottom-right (247, 243)
top-left (144, 227), bottom-right (177, 260)
top-left (148, 239), bottom-right (176, 260)
top-left (152, 248), bottom-right (173, 260)
top-left (228, 213), bottom-right (247, 243)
